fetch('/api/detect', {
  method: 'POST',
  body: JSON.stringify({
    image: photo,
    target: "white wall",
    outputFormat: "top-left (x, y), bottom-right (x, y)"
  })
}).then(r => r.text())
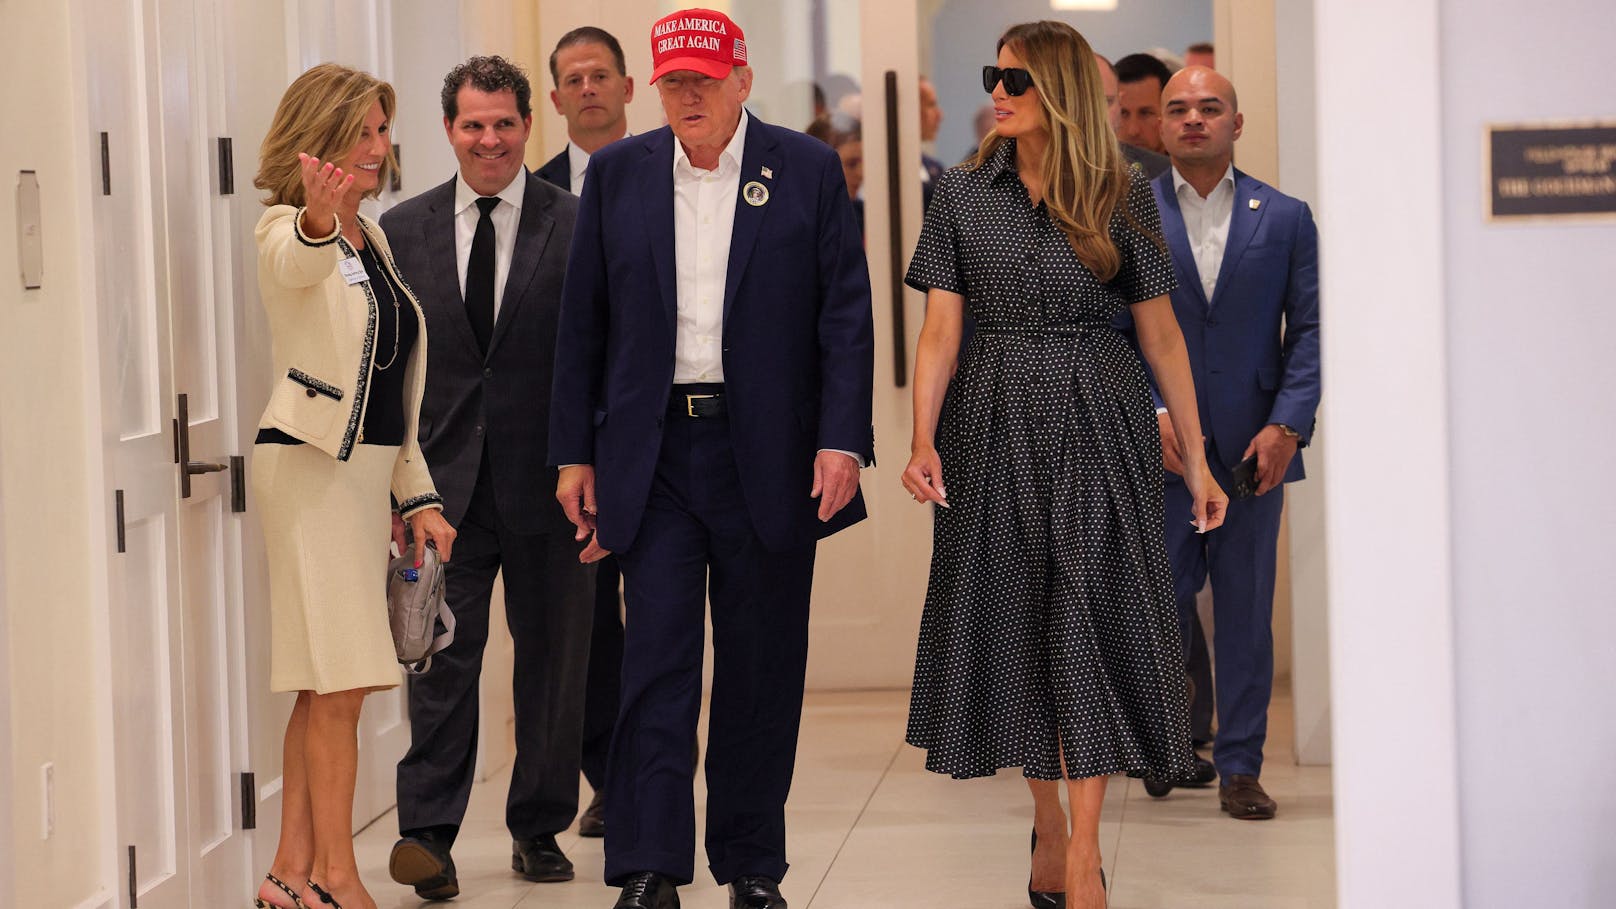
top-left (927, 0), bottom-right (1214, 164)
top-left (1271, 0), bottom-right (1331, 765)
top-left (389, 1), bottom-right (467, 198)
top-left (0, 424), bottom-right (14, 909)
top-left (1437, 1), bottom-right (1616, 904)
top-left (1316, 0), bottom-right (1456, 906)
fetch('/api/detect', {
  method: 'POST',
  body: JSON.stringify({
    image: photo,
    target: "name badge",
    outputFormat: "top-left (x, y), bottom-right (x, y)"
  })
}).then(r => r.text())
top-left (338, 256), bottom-right (369, 285)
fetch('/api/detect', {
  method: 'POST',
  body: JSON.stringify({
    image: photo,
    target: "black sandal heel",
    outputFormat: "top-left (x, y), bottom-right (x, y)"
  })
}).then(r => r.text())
top-left (305, 881), bottom-right (342, 908)
top-left (252, 873), bottom-right (307, 909)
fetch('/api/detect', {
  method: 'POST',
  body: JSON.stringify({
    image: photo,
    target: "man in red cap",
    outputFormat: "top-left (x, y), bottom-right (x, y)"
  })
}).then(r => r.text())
top-left (549, 8), bottom-right (873, 909)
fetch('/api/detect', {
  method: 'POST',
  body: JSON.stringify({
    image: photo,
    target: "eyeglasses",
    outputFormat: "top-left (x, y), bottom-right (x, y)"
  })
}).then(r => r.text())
top-left (982, 66), bottom-right (1034, 97)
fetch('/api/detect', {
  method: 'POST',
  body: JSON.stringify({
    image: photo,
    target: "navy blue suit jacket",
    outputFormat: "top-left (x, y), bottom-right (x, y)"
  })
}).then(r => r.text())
top-left (548, 114), bottom-right (875, 553)
top-left (536, 147), bottom-right (570, 192)
top-left (1148, 168), bottom-right (1321, 482)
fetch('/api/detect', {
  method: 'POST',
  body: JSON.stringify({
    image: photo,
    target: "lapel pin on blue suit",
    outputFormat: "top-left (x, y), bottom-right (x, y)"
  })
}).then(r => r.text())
top-left (1249, 198), bottom-right (1261, 210)
top-left (743, 181), bottom-right (770, 207)
top-left (760, 165), bottom-right (774, 180)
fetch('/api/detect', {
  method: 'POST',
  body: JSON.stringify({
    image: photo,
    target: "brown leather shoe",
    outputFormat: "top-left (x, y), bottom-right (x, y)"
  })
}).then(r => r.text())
top-left (1218, 774), bottom-right (1277, 820)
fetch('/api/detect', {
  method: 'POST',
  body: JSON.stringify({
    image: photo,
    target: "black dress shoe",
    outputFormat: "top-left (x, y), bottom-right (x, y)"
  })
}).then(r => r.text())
top-left (1182, 754), bottom-right (1218, 788)
top-left (613, 872), bottom-right (679, 909)
top-left (579, 788), bottom-right (607, 838)
top-left (389, 831), bottom-right (458, 901)
top-left (512, 833), bottom-right (574, 882)
top-left (729, 875), bottom-right (786, 909)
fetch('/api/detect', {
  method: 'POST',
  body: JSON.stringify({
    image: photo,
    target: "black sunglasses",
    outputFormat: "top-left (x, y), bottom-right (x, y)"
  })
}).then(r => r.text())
top-left (982, 65), bottom-right (1034, 97)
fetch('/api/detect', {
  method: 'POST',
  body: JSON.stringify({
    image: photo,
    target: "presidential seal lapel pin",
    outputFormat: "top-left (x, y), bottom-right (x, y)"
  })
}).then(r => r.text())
top-left (743, 181), bottom-right (770, 206)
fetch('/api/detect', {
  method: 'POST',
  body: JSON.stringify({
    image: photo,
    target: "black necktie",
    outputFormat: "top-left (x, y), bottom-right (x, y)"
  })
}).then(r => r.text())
top-left (465, 196), bottom-right (499, 354)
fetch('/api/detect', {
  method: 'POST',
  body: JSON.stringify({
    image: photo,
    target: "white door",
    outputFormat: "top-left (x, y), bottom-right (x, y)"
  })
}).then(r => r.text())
top-left (86, 0), bottom-right (252, 904)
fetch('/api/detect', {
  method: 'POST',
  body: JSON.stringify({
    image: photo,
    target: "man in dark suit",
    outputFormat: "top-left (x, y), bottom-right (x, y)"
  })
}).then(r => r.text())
top-left (381, 56), bottom-right (590, 899)
top-left (1149, 66), bottom-right (1320, 820)
top-left (534, 23), bottom-right (636, 842)
top-left (1115, 52), bottom-right (1173, 157)
top-left (549, 10), bottom-right (873, 909)
top-left (536, 26), bottom-right (634, 195)
top-left (1096, 54), bottom-right (1170, 178)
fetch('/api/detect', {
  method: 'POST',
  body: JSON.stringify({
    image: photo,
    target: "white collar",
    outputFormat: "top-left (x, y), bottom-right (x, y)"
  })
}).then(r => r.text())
top-left (568, 129), bottom-right (632, 162)
top-left (1171, 163), bottom-right (1235, 201)
top-left (673, 108), bottom-right (749, 176)
top-left (454, 166), bottom-right (527, 215)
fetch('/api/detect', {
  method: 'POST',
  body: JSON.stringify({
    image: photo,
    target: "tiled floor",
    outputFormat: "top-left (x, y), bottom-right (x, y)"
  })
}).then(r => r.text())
top-left (356, 687), bottom-right (1335, 908)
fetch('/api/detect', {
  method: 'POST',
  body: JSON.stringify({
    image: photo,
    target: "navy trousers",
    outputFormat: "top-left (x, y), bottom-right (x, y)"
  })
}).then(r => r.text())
top-left (1162, 470), bottom-right (1285, 779)
top-left (605, 411), bottom-right (816, 887)
top-left (396, 461), bottom-right (594, 841)
top-left (581, 556), bottom-right (623, 793)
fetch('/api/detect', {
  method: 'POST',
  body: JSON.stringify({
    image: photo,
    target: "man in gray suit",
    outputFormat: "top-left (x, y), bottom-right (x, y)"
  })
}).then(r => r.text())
top-left (381, 55), bottom-right (590, 901)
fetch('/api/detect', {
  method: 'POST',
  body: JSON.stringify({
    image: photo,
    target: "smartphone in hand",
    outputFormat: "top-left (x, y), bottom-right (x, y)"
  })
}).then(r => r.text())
top-left (1229, 454), bottom-right (1260, 500)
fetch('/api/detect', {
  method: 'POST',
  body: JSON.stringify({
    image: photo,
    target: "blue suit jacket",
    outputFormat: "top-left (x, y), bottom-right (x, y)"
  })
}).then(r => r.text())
top-left (548, 114), bottom-right (875, 553)
top-left (536, 147), bottom-right (570, 192)
top-left (1148, 168), bottom-right (1321, 482)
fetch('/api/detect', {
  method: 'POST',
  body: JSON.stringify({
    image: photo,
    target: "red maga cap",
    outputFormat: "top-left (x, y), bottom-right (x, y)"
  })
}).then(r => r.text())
top-left (649, 8), bottom-right (747, 84)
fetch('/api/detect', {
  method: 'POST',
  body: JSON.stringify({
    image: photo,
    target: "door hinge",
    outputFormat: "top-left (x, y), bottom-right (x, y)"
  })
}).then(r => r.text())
top-left (230, 455), bottom-right (247, 512)
top-left (127, 844), bottom-right (138, 907)
top-left (240, 771), bottom-right (256, 829)
top-left (100, 132), bottom-right (111, 196)
top-left (115, 489), bottom-right (126, 553)
top-left (217, 137), bottom-right (234, 195)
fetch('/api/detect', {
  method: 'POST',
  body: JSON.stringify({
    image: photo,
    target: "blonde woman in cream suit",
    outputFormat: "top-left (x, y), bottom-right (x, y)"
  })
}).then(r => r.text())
top-left (249, 63), bottom-right (456, 909)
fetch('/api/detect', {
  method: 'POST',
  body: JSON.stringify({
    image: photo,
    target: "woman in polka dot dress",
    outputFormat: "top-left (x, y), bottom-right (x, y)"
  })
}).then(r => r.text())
top-left (900, 21), bottom-right (1229, 909)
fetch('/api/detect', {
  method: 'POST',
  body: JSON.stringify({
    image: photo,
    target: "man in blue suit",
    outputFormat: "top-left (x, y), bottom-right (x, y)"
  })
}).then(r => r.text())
top-left (1149, 66), bottom-right (1320, 820)
top-left (549, 9), bottom-right (873, 909)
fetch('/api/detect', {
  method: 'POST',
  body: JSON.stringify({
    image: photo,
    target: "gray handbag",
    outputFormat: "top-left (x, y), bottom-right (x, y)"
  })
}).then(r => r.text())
top-left (386, 543), bottom-right (454, 674)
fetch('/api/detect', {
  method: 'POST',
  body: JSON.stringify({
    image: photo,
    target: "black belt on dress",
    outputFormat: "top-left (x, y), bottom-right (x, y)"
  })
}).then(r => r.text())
top-left (974, 322), bottom-right (1116, 337)
top-left (669, 383), bottom-right (727, 418)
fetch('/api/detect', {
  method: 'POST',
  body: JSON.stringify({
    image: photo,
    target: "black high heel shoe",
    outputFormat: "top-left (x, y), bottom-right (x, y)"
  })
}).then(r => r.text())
top-left (305, 881), bottom-right (342, 908)
top-left (1029, 829), bottom-right (1066, 909)
top-left (252, 873), bottom-right (307, 909)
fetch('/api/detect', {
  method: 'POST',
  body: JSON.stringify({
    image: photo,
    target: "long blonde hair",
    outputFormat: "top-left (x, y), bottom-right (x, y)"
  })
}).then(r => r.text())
top-left (254, 63), bottom-right (398, 207)
top-left (973, 22), bottom-right (1138, 280)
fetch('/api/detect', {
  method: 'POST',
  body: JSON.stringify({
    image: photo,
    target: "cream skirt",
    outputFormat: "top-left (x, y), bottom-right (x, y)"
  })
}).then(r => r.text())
top-left (252, 442), bottom-right (402, 694)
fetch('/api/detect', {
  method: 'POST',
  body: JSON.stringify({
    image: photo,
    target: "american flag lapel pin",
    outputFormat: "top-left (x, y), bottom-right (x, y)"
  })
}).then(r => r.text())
top-left (1249, 198), bottom-right (1261, 210)
top-left (761, 166), bottom-right (774, 180)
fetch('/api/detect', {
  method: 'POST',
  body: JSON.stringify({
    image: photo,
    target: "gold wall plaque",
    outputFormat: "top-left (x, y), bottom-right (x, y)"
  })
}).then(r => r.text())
top-left (1486, 121), bottom-right (1616, 223)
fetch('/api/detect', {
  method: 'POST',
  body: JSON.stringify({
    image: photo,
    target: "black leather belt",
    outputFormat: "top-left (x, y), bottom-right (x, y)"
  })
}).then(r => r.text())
top-left (670, 384), bottom-right (727, 418)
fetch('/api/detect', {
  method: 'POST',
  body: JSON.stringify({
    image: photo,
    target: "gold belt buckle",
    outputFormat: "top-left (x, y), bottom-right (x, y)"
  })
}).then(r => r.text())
top-left (685, 394), bottom-right (715, 417)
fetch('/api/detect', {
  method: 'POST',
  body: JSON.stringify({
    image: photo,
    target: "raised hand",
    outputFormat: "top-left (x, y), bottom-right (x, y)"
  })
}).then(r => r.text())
top-left (297, 152), bottom-right (353, 238)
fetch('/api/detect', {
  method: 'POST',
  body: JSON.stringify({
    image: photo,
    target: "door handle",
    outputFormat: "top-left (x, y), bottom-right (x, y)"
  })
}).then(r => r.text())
top-left (176, 393), bottom-right (236, 499)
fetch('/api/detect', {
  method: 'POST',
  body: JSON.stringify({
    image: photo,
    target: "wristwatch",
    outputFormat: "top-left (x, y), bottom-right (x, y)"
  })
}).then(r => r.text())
top-left (1276, 423), bottom-right (1300, 439)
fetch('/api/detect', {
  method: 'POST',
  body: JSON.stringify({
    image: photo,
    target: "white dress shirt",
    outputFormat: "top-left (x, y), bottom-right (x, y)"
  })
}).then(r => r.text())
top-left (1171, 164), bottom-right (1236, 303)
top-left (567, 141), bottom-right (592, 195)
top-left (671, 109), bottom-right (748, 384)
top-left (453, 167), bottom-right (526, 318)
top-left (567, 132), bottom-right (633, 196)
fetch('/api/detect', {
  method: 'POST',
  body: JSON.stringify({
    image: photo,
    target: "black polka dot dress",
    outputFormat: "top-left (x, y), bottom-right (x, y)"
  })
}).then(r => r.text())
top-left (904, 139), bottom-right (1195, 782)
